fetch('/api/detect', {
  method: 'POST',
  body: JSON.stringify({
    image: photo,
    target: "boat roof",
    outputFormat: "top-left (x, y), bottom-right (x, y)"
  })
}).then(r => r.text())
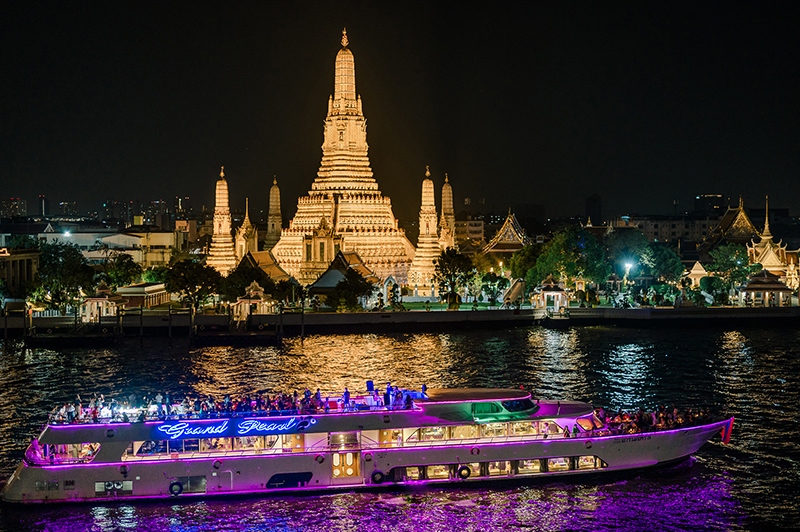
top-left (417, 388), bottom-right (530, 403)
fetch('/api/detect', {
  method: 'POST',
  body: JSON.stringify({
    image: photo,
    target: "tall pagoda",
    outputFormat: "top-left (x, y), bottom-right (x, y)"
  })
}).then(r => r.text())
top-left (206, 167), bottom-right (237, 276)
top-left (270, 29), bottom-right (415, 283)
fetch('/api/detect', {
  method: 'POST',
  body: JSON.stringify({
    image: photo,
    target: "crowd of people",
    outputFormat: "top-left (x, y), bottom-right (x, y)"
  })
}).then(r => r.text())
top-left (49, 383), bottom-right (416, 424)
top-left (596, 405), bottom-right (716, 434)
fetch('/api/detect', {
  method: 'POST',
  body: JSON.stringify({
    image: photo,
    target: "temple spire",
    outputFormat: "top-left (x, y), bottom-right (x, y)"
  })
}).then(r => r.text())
top-left (763, 195), bottom-right (772, 239)
top-left (341, 27), bottom-right (348, 48)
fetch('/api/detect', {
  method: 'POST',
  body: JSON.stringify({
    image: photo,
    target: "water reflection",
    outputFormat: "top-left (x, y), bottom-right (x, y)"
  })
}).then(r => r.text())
top-left (1, 326), bottom-right (798, 530)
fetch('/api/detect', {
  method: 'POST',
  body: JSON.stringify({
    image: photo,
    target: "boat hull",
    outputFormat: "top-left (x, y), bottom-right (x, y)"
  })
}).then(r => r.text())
top-left (1, 420), bottom-right (729, 504)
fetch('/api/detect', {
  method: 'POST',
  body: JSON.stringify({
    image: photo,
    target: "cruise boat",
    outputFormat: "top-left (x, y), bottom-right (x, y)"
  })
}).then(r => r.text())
top-left (0, 388), bottom-right (733, 503)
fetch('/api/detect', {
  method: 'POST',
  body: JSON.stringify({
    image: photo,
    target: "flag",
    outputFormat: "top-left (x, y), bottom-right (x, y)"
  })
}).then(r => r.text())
top-left (720, 417), bottom-right (734, 445)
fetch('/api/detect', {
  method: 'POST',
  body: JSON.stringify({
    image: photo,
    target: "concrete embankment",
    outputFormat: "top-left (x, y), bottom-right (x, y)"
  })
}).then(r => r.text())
top-left (1, 309), bottom-right (546, 347)
top-left (543, 306), bottom-right (800, 328)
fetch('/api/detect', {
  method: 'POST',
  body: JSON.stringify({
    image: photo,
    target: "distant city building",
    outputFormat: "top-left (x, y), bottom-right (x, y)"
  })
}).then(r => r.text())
top-left (206, 167), bottom-right (237, 276)
top-left (455, 218), bottom-right (485, 243)
top-left (37, 195), bottom-right (49, 217)
top-left (270, 30), bottom-right (415, 283)
top-left (693, 194), bottom-right (726, 216)
top-left (612, 213), bottom-right (718, 243)
top-left (0, 198), bottom-right (26, 218)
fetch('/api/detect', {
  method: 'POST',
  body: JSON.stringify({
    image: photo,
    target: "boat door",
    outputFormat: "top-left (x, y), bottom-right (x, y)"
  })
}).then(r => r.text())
top-left (331, 450), bottom-right (361, 485)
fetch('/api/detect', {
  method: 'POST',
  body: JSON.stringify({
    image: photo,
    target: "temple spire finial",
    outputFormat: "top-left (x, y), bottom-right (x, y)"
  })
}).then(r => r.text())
top-left (341, 27), bottom-right (348, 48)
top-left (445, 173), bottom-right (449, 183)
top-left (273, 175), bottom-right (277, 186)
top-left (425, 165), bottom-right (430, 178)
top-left (763, 195), bottom-right (772, 238)
top-left (220, 166), bottom-right (225, 178)
top-left (738, 196), bottom-right (743, 209)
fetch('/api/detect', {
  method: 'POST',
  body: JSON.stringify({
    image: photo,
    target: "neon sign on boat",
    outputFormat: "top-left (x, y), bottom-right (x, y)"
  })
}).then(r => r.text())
top-left (155, 417), bottom-right (317, 440)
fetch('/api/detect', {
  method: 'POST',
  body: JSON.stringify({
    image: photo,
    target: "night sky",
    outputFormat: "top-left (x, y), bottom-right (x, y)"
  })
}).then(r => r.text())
top-left (2, 2), bottom-right (799, 222)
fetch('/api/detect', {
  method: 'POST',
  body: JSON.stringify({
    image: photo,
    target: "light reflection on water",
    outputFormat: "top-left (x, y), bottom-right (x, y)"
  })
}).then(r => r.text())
top-left (0, 325), bottom-right (798, 531)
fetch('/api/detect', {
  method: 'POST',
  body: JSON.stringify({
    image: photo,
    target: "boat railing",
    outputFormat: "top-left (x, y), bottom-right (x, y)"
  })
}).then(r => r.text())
top-left (47, 402), bottom-right (421, 425)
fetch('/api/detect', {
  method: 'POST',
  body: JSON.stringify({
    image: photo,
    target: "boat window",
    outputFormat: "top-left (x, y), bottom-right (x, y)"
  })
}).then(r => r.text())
top-left (426, 464), bottom-right (450, 479)
top-left (458, 463), bottom-right (481, 477)
top-left (488, 461), bottom-right (509, 476)
top-left (419, 427), bottom-right (447, 441)
top-left (234, 436), bottom-right (262, 450)
top-left (379, 429), bottom-right (403, 447)
top-left (577, 456), bottom-right (605, 469)
top-left (201, 438), bottom-right (231, 452)
top-left (329, 432), bottom-right (360, 449)
top-left (547, 457), bottom-right (570, 471)
top-left (405, 466), bottom-right (422, 480)
top-left (473, 402), bottom-right (501, 415)
top-left (576, 418), bottom-right (594, 432)
top-left (540, 421), bottom-right (560, 434)
top-left (136, 440), bottom-right (168, 455)
top-left (450, 425), bottom-right (479, 439)
top-left (510, 421), bottom-right (537, 436)
top-left (483, 423), bottom-right (507, 437)
top-left (518, 459), bottom-right (542, 473)
top-left (174, 475), bottom-right (207, 494)
top-left (37, 443), bottom-right (100, 464)
top-left (501, 399), bottom-right (537, 412)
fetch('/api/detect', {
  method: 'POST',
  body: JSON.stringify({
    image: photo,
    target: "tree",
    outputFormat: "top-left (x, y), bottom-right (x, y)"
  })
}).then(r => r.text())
top-left (164, 260), bottom-right (222, 309)
top-left (709, 243), bottom-right (761, 291)
top-left (143, 266), bottom-right (169, 283)
top-left (481, 271), bottom-right (510, 306)
top-left (432, 248), bottom-right (476, 298)
top-left (325, 269), bottom-right (376, 312)
top-left (105, 252), bottom-right (143, 288)
top-left (29, 240), bottom-right (96, 312)
top-left (605, 227), bottom-right (653, 278)
top-left (647, 243), bottom-right (684, 282)
top-left (221, 261), bottom-right (275, 302)
top-left (509, 244), bottom-right (541, 280)
top-left (529, 226), bottom-right (609, 287)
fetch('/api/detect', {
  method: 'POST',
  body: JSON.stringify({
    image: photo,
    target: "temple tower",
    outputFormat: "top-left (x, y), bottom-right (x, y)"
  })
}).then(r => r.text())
top-left (264, 177), bottom-right (282, 251)
top-left (235, 198), bottom-right (258, 262)
top-left (409, 167), bottom-right (441, 296)
top-left (206, 166), bottom-right (237, 276)
top-left (271, 29), bottom-right (415, 283)
top-left (439, 173), bottom-right (456, 250)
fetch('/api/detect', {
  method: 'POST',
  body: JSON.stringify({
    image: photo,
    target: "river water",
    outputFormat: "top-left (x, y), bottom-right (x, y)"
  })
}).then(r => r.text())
top-left (0, 325), bottom-right (797, 531)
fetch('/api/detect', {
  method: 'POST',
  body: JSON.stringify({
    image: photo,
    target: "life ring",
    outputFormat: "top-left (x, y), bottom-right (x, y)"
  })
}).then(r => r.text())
top-left (119, 465), bottom-right (129, 476)
top-left (585, 441), bottom-right (593, 449)
top-left (113, 481), bottom-right (123, 490)
top-left (102, 328), bottom-right (108, 333)
top-left (371, 470), bottom-right (385, 484)
top-left (457, 465), bottom-right (471, 479)
top-left (169, 481), bottom-right (183, 496)
top-left (46, 329), bottom-right (53, 334)
top-left (470, 447), bottom-right (480, 455)
top-left (364, 452), bottom-right (373, 462)
top-left (213, 459), bottom-right (223, 470)
top-left (258, 324), bottom-right (264, 330)
top-left (104, 481), bottom-right (114, 491)
top-left (199, 325), bottom-right (205, 331)
top-left (315, 454), bottom-right (325, 464)
top-left (106, 429), bottom-right (116, 438)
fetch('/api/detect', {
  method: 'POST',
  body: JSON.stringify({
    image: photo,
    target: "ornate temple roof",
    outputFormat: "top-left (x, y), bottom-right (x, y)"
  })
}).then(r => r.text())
top-left (482, 210), bottom-right (531, 254)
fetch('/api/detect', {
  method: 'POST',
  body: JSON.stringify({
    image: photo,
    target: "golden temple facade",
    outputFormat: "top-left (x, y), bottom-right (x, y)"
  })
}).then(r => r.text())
top-left (271, 30), bottom-right (415, 284)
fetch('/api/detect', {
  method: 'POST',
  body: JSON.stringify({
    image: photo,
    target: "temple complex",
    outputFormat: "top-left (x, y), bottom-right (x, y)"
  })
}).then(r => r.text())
top-left (408, 167), bottom-right (440, 295)
top-left (270, 30), bottom-right (415, 284)
top-left (746, 197), bottom-right (799, 290)
top-left (206, 167), bottom-right (237, 276)
top-left (697, 198), bottom-right (760, 261)
top-left (264, 177), bottom-right (282, 251)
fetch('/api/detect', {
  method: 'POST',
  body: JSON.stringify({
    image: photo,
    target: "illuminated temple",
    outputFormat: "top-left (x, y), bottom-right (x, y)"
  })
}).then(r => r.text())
top-left (271, 30), bottom-right (415, 285)
top-left (206, 167), bottom-right (237, 276)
